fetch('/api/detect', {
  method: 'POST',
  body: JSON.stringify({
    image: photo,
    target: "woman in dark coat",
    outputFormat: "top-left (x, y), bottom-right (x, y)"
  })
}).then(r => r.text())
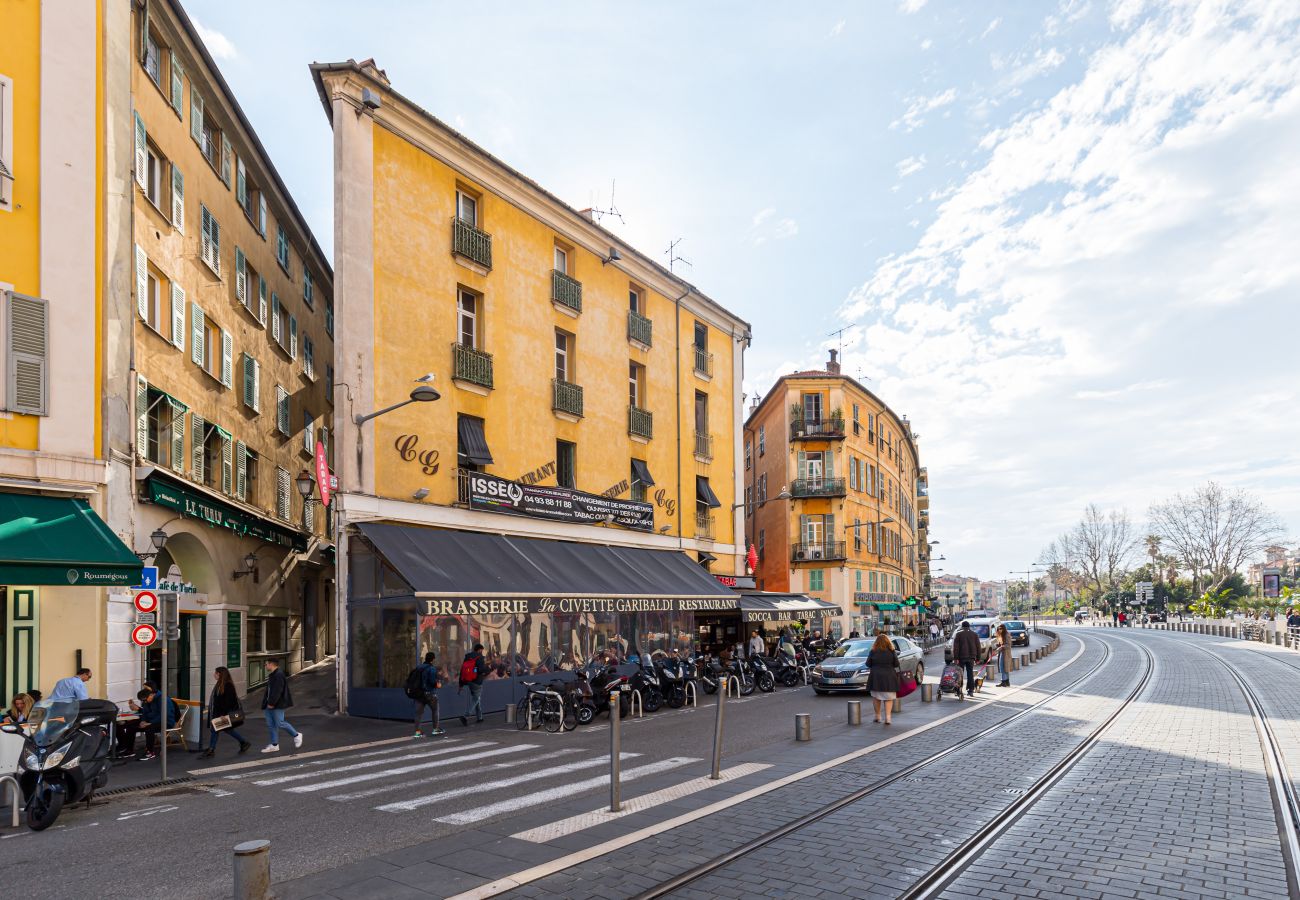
top-left (204, 666), bottom-right (251, 757)
top-left (867, 632), bottom-right (901, 725)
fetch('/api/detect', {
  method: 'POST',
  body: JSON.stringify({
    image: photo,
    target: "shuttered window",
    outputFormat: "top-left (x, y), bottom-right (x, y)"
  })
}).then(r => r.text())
top-left (191, 413), bottom-right (206, 482)
top-left (276, 224), bottom-right (290, 272)
top-left (234, 440), bottom-right (248, 501)
top-left (133, 112), bottom-right (147, 190)
top-left (303, 410), bottom-right (313, 454)
top-left (200, 205), bottom-right (221, 274)
top-left (220, 133), bottom-right (232, 186)
top-left (170, 54), bottom-right (184, 117)
top-left (242, 353), bottom-right (261, 413)
top-left (303, 270), bottom-right (314, 308)
top-left (190, 301), bottom-right (205, 366)
top-left (275, 467), bottom-right (291, 521)
top-left (190, 84), bottom-right (204, 144)
top-left (288, 314), bottom-right (297, 359)
top-left (275, 385), bottom-right (290, 436)
top-left (257, 276), bottom-right (268, 326)
top-left (170, 283), bottom-right (185, 350)
top-left (4, 292), bottom-right (48, 415)
top-left (234, 247), bottom-right (246, 304)
top-left (303, 334), bottom-right (314, 380)
top-left (221, 330), bottom-right (233, 388)
top-left (236, 157), bottom-right (247, 209)
top-left (171, 164), bottom-right (184, 232)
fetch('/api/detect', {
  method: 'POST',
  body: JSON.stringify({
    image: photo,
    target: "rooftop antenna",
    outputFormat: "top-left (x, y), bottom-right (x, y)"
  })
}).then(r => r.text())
top-left (587, 179), bottom-right (625, 225)
top-left (828, 326), bottom-right (849, 360)
top-left (666, 237), bottom-right (692, 273)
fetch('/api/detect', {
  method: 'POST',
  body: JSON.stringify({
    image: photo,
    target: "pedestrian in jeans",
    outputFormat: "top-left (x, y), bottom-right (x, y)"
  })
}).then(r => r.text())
top-left (994, 624), bottom-right (1011, 687)
top-left (203, 666), bottom-right (251, 758)
top-left (260, 659), bottom-right (302, 753)
top-left (458, 644), bottom-right (488, 726)
top-left (414, 652), bottom-right (443, 737)
top-left (952, 621), bottom-right (981, 700)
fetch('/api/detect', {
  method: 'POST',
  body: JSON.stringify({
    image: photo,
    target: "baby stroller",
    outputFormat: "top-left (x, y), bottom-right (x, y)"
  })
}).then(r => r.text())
top-left (940, 659), bottom-right (989, 699)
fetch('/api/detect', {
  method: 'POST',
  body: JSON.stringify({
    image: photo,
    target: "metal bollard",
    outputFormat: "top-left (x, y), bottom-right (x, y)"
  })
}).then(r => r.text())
top-left (1011, 657), bottom-right (1019, 671)
top-left (610, 690), bottom-right (622, 811)
top-left (892, 697), bottom-right (902, 714)
top-left (723, 675), bottom-right (740, 698)
top-left (0, 775), bottom-right (20, 828)
top-left (232, 840), bottom-right (271, 900)
top-left (629, 689), bottom-right (644, 718)
top-left (684, 680), bottom-right (698, 708)
top-left (1020, 654), bottom-right (1028, 668)
top-left (921, 683), bottom-right (935, 702)
top-left (710, 682), bottom-right (725, 780)
top-left (847, 700), bottom-right (862, 725)
top-left (505, 701), bottom-right (517, 725)
top-left (795, 712), bottom-right (811, 741)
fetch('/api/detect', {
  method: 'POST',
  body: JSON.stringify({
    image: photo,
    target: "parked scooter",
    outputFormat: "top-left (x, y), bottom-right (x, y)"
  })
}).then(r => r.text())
top-left (583, 662), bottom-right (632, 719)
top-left (745, 655), bottom-right (776, 692)
top-left (728, 658), bottom-right (756, 696)
top-left (8, 697), bottom-right (117, 830)
top-left (654, 652), bottom-right (689, 708)
top-left (766, 653), bottom-right (803, 688)
top-left (629, 662), bottom-right (664, 713)
top-left (695, 654), bottom-right (722, 695)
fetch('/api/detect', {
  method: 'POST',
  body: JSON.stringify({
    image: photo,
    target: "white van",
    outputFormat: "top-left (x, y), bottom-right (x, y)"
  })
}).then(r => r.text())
top-left (944, 616), bottom-right (1000, 664)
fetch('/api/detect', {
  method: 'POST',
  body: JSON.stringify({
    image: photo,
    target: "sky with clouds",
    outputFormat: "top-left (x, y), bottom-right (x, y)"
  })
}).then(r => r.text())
top-left (190, 0), bottom-right (1300, 581)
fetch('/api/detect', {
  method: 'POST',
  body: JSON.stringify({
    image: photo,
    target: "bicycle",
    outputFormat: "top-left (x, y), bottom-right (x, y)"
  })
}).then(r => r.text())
top-left (515, 680), bottom-right (575, 733)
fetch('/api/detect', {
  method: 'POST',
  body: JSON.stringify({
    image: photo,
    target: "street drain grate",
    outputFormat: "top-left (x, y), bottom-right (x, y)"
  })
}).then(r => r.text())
top-left (94, 776), bottom-right (195, 798)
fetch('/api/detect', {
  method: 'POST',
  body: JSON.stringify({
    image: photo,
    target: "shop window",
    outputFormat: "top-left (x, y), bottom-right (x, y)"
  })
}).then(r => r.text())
top-left (556, 440), bottom-right (575, 489)
top-left (348, 540), bottom-right (381, 601)
top-left (381, 562), bottom-right (413, 598)
top-left (349, 606), bottom-right (381, 689)
top-left (418, 612), bottom-right (467, 686)
top-left (248, 616), bottom-right (287, 654)
top-left (381, 604), bottom-right (418, 690)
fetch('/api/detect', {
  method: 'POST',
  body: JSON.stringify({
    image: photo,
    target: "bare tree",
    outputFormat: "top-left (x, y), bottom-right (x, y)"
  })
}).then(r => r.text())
top-left (1148, 482), bottom-right (1285, 595)
top-left (1053, 504), bottom-right (1139, 596)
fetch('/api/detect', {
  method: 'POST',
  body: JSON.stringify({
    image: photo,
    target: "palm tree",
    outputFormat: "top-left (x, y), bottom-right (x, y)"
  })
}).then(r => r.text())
top-left (1145, 534), bottom-right (1162, 581)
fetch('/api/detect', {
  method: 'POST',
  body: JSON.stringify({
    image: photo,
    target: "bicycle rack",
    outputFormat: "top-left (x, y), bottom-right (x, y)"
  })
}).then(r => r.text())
top-left (0, 774), bottom-right (20, 828)
top-left (629, 689), bottom-right (644, 718)
top-left (684, 680), bottom-right (698, 708)
top-left (722, 676), bottom-right (740, 698)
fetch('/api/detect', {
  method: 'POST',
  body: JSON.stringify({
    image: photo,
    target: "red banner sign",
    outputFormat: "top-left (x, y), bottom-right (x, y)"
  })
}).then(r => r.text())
top-left (315, 441), bottom-right (331, 508)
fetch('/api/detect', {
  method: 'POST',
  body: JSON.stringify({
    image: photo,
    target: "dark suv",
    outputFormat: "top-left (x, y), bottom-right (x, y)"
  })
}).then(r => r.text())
top-left (1003, 619), bottom-right (1030, 647)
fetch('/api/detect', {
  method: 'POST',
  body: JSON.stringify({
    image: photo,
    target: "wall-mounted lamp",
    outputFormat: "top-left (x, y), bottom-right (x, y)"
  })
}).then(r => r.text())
top-left (658, 525), bottom-right (672, 534)
top-left (232, 552), bottom-right (259, 581)
top-left (353, 383), bottom-right (441, 426)
top-left (601, 246), bottom-right (622, 266)
top-left (135, 528), bottom-right (169, 562)
top-left (295, 470), bottom-right (319, 505)
top-left (412, 488), bottom-right (430, 501)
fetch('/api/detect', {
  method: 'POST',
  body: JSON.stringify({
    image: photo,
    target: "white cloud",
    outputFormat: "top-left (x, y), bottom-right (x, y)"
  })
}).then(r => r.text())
top-left (921, 38), bottom-right (934, 51)
top-left (999, 47), bottom-right (1066, 88)
top-left (901, 0), bottom-right (928, 14)
top-left (748, 208), bottom-right (798, 245)
top-left (840, 0), bottom-right (1300, 577)
top-left (829, 19), bottom-right (846, 39)
top-left (981, 18), bottom-right (1003, 40)
top-left (891, 87), bottom-right (958, 132)
top-left (191, 17), bottom-right (238, 61)
top-left (896, 154), bottom-right (927, 177)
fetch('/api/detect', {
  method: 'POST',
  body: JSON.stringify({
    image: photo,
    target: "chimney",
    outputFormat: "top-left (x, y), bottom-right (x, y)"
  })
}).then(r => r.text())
top-left (827, 349), bottom-right (841, 375)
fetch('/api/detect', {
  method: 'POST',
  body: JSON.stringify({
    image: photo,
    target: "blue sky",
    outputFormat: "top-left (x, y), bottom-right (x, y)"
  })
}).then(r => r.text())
top-left (191, 0), bottom-right (1300, 581)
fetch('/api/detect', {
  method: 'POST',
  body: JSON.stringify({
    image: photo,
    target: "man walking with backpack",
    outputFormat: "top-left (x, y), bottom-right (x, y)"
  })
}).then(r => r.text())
top-left (459, 643), bottom-right (488, 726)
top-left (408, 652), bottom-right (443, 738)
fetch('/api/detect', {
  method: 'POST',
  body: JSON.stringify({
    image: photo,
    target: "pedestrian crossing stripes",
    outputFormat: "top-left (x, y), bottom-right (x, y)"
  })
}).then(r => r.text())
top-left (325, 748), bottom-right (587, 802)
top-left (284, 744), bottom-right (539, 794)
top-left (252, 740), bottom-right (494, 786)
top-left (224, 738), bottom-right (463, 780)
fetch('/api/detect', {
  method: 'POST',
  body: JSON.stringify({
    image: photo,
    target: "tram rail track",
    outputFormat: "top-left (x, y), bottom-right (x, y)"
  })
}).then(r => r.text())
top-left (632, 631), bottom-right (1136, 900)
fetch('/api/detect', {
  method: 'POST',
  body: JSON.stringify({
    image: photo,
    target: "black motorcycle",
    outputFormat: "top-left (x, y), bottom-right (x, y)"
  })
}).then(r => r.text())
top-left (767, 653), bottom-right (803, 687)
top-left (584, 662), bottom-right (632, 719)
top-left (9, 697), bottom-right (118, 830)
top-left (746, 655), bottom-right (776, 693)
top-left (727, 658), bottom-right (756, 696)
top-left (628, 662), bottom-right (664, 713)
top-left (694, 654), bottom-right (722, 695)
top-left (654, 653), bottom-right (689, 708)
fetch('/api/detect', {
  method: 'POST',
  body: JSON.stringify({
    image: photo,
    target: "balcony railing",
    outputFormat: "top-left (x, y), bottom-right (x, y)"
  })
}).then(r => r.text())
top-left (452, 343), bottom-right (494, 389)
top-left (791, 541), bottom-right (847, 562)
top-left (456, 467), bottom-right (471, 504)
top-left (791, 477), bottom-right (847, 498)
top-left (790, 419), bottom-right (846, 441)
top-left (695, 511), bottom-right (715, 541)
top-left (452, 217), bottom-right (493, 269)
top-left (552, 269), bottom-right (583, 313)
top-left (693, 345), bottom-right (713, 377)
top-left (552, 378), bottom-right (584, 417)
top-left (627, 309), bottom-right (653, 346)
top-left (694, 431), bottom-right (713, 460)
top-left (628, 405), bottom-right (653, 439)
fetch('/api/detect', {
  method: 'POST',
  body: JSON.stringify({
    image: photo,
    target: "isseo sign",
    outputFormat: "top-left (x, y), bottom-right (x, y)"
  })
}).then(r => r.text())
top-left (466, 471), bottom-right (654, 532)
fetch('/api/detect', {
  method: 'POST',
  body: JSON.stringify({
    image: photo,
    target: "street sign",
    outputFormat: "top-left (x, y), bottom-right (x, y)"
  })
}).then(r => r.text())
top-left (131, 623), bottom-right (158, 646)
top-left (135, 611), bottom-right (157, 625)
top-left (133, 590), bottom-right (159, 614)
top-left (133, 566), bottom-right (158, 590)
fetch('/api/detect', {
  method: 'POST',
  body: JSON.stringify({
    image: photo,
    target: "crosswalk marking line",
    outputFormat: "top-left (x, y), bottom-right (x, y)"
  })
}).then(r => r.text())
top-left (283, 744), bottom-right (540, 794)
top-left (193, 735), bottom-right (419, 776)
top-left (224, 739), bottom-right (465, 780)
top-left (510, 761), bottom-right (771, 843)
top-left (325, 748), bottom-right (587, 803)
top-left (375, 753), bottom-right (641, 813)
top-left (251, 741), bottom-right (496, 786)
top-left (433, 757), bottom-right (700, 825)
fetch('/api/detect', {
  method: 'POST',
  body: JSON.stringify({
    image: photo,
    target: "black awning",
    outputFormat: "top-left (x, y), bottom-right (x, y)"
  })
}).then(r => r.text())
top-left (356, 523), bottom-right (737, 607)
top-left (630, 458), bottom-right (655, 488)
top-left (696, 476), bottom-right (721, 509)
top-left (457, 416), bottom-right (494, 467)
top-left (697, 551), bottom-right (717, 565)
top-left (738, 592), bottom-right (842, 623)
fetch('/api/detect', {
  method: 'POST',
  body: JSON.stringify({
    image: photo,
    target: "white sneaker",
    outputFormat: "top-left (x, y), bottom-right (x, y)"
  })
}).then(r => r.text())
top-left (261, 744), bottom-right (280, 754)
top-left (293, 732), bottom-right (303, 749)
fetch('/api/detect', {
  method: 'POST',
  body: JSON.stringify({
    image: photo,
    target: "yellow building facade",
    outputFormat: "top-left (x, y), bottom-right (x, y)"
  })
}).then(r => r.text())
top-left (313, 60), bottom-right (751, 716)
top-left (744, 352), bottom-right (928, 638)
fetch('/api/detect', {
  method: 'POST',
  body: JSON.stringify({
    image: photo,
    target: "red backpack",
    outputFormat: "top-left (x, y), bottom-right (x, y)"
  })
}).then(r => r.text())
top-left (459, 655), bottom-right (478, 685)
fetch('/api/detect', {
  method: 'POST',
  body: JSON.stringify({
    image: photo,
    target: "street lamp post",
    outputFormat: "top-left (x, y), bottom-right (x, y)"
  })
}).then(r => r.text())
top-left (1011, 564), bottom-right (1048, 630)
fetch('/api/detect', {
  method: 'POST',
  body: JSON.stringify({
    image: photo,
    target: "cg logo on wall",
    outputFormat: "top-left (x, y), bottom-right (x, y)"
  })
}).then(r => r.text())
top-left (395, 434), bottom-right (440, 475)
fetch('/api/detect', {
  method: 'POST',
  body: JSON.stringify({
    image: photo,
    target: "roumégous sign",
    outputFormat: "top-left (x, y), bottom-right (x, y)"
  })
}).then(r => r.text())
top-left (466, 471), bottom-right (654, 532)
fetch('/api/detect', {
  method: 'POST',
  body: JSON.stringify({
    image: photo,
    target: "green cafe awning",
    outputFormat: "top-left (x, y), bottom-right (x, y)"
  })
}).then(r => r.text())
top-left (0, 493), bottom-right (142, 587)
top-left (871, 602), bottom-right (902, 611)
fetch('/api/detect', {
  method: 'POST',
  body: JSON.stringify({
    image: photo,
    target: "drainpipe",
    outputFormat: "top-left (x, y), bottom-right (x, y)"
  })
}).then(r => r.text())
top-left (673, 288), bottom-right (689, 550)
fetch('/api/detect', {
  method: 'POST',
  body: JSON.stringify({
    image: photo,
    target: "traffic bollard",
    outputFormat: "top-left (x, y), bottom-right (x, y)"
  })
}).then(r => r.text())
top-left (847, 700), bottom-right (862, 725)
top-left (921, 683), bottom-right (935, 702)
top-left (233, 840), bottom-right (271, 900)
top-left (892, 697), bottom-right (902, 714)
top-left (710, 682), bottom-right (725, 780)
top-left (1011, 657), bottom-right (1019, 671)
top-left (795, 713), bottom-right (811, 742)
top-left (609, 690), bottom-right (621, 811)
top-left (505, 701), bottom-right (516, 725)
top-left (0, 775), bottom-right (20, 828)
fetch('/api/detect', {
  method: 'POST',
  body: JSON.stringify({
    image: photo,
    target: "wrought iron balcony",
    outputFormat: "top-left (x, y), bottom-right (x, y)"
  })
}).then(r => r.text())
top-left (452, 343), bottom-right (493, 389)
top-left (791, 541), bottom-right (847, 563)
top-left (693, 345), bottom-right (713, 377)
top-left (791, 477), bottom-right (847, 498)
top-left (552, 378), bottom-right (584, 417)
top-left (694, 431), bottom-right (713, 460)
top-left (695, 511), bottom-right (715, 541)
top-left (552, 269), bottom-right (583, 313)
top-left (790, 419), bottom-right (846, 441)
top-left (452, 217), bottom-right (493, 269)
top-left (627, 309), bottom-right (653, 346)
top-left (628, 405), bottom-right (653, 439)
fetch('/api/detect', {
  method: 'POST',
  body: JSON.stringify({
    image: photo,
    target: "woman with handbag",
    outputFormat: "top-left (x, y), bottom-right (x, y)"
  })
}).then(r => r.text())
top-left (204, 666), bottom-right (251, 757)
top-left (867, 632), bottom-right (901, 726)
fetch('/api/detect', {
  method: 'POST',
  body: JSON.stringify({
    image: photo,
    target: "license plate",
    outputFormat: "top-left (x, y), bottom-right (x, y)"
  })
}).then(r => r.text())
top-left (825, 677), bottom-right (845, 683)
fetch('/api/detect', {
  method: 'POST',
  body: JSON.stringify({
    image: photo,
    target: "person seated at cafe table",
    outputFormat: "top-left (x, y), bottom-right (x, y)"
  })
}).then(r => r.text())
top-left (133, 687), bottom-right (178, 761)
top-left (2, 693), bottom-right (35, 726)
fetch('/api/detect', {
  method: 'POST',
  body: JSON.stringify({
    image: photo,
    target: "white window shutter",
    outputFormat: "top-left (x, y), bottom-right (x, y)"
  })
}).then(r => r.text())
top-left (289, 314), bottom-right (298, 359)
top-left (252, 358), bottom-right (261, 413)
top-left (191, 413), bottom-right (205, 480)
top-left (258, 194), bottom-right (266, 236)
top-left (235, 440), bottom-right (247, 500)
top-left (190, 85), bottom-right (204, 143)
top-left (304, 499), bottom-right (314, 532)
top-left (170, 403), bottom-right (185, 473)
top-left (210, 215), bottom-right (221, 275)
top-left (220, 133), bottom-right (232, 185)
top-left (135, 375), bottom-right (149, 458)
top-left (135, 244), bottom-right (148, 320)
top-left (200, 206), bottom-right (212, 268)
top-left (191, 301), bottom-right (204, 366)
top-left (276, 385), bottom-right (289, 435)
top-left (221, 330), bottom-right (233, 388)
top-left (171, 165), bottom-right (184, 232)
top-left (236, 158), bottom-right (246, 207)
top-left (170, 283), bottom-right (185, 350)
top-left (258, 277), bottom-right (268, 325)
top-left (134, 112), bottom-right (147, 190)
top-left (221, 435), bottom-right (233, 494)
top-left (234, 247), bottom-right (246, 303)
top-left (303, 410), bottom-right (313, 454)
top-left (270, 294), bottom-right (281, 342)
top-left (276, 468), bottom-right (290, 520)
top-left (6, 292), bottom-right (49, 416)
top-left (170, 54), bottom-right (184, 116)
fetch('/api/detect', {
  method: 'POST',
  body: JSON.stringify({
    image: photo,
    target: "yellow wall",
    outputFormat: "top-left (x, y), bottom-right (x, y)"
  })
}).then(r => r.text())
top-left (369, 125), bottom-right (737, 541)
top-left (0, 0), bottom-right (43, 451)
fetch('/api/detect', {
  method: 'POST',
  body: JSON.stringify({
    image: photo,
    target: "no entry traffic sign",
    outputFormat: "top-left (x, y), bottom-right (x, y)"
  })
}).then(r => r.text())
top-left (134, 590), bottom-right (159, 614)
top-left (131, 623), bottom-right (158, 647)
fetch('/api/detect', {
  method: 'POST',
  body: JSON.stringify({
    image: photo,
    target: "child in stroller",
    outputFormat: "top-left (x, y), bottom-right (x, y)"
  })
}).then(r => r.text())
top-left (940, 656), bottom-right (989, 699)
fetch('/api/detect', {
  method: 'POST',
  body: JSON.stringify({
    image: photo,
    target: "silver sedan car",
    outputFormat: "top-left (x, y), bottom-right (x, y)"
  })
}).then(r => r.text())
top-left (811, 636), bottom-right (926, 694)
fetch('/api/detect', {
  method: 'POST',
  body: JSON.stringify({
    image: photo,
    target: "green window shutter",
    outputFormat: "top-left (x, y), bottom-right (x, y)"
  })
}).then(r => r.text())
top-left (276, 386), bottom-right (289, 435)
top-left (221, 330), bottom-right (233, 388)
top-left (170, 282), bottom-right (185, 350)
top-left (826, 515), bottom-right (835, 544)
top-left (170, 403), bottom-right (185, 473)
top-left (190, 414), bottom-right (205, 480)
top-left (210, 215), bottom-right (221, 274)
top-left (304, 271), bottom-right (313, 304)
top-left (221, 435), bottom-right (233, 494)
top-left (220, 133), bottom-right (232, 185)
top-left (135, 376), bottom-right (149, 458)
top-left (797, 450), bottom-right (807, 482)
top-left (170, 53), bottom-right (184, 116)
top-left (135, 244), bottom-right (149, 319)
top-left (289, 314), bottom-right (298, 359)
top-left (190, 301), bottom-right (204, 366)
top-left (235, 440), bottom-right (247, 500)
top-left (258, 194), bottom-right (267, 236)
top-left (234, 247), bottom-right (246, 304)
top-left (270, 294), bottom-right (281, 342)
top-left (6, 292), bottom-right (48, 416)
top-left (134, 112), bottom-right (147, 190)
top-left (242, 354), bottom-right (254, 409)
top-left (190, 85), bottom-right (204, 143)
top-left (236, 158), bottom-right (247, 208)
top-left (171, 164), bottom-right (184, 233)
top-left (257, 276), bottom-right (268, 325)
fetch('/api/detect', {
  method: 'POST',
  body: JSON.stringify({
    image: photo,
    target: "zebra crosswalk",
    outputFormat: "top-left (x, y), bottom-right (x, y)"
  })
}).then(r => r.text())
top-left (214, 734), bottom-right (705, 833)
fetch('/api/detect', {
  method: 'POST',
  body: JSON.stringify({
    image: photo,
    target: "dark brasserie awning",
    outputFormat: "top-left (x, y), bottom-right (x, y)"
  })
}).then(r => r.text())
top-left (696, 476), bottom-right (721, 509)
top-left (630, 458), bottom-right (655, 488)
top-left (357, 523), bottom-right (737, 607)
top-left (457, 416), bottom-right (494, 467)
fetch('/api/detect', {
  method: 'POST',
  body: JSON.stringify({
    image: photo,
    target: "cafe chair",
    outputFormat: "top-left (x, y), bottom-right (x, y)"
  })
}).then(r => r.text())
top-left (164, 703), bottom-right (189, 751)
